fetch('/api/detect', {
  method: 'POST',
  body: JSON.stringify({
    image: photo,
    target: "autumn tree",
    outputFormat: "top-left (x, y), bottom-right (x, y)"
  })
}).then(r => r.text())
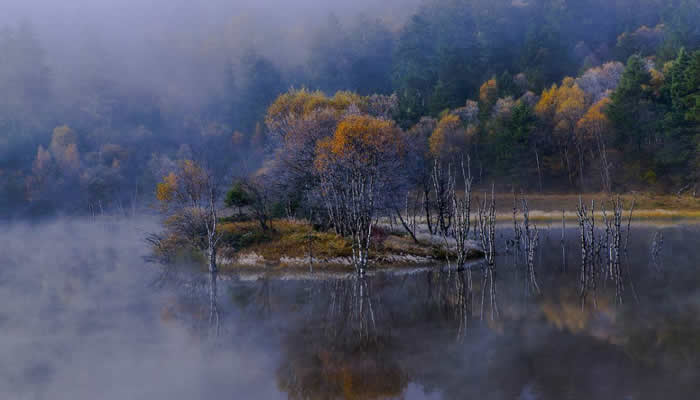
top-left (535, 78), bottom-right (587, 187)
top-left (49, 125), bottom-right (80, 173)
top-left (265, 90), bottom-right (366, 189)
top-left (577, 98), bottom-right (614, 192)
top-left (479, 78), bottom-right (498, 118)
top-left (315, 115), bottom-right (406, 276)
top-left (155, 159), bottom-right (223, 276)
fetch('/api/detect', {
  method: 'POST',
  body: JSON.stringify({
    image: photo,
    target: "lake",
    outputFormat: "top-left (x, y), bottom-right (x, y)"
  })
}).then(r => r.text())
top-left (2, 217), bottom-right (700, 399)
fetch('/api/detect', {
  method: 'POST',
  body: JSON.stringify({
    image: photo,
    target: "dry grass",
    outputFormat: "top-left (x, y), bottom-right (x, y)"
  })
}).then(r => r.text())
top-left (466, 192), bottom-right (700, 221)
top-left (217, 219), bottom-right (455, 269)
top-left (219, 219), bottom-right (352, 263)
top-left (376, 234), bottom-right (440, 258)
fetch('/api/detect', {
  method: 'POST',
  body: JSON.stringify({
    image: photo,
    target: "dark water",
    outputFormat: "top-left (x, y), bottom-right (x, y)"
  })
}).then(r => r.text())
top-left (2, 217), bottom-right (700, 399)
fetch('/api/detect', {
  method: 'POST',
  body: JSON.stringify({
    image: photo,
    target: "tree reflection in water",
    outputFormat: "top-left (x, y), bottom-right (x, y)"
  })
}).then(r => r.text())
top-left (158, 224), bottom-right (700, 399)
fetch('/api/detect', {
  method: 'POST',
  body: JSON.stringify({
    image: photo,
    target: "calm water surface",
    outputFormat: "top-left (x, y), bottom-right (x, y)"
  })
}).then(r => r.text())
top-left (2, 217), bottom-right (699, 399)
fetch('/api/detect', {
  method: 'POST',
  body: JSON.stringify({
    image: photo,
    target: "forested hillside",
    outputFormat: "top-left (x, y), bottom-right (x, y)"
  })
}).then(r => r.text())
top-left (1, 0), bottom-right (699, 218)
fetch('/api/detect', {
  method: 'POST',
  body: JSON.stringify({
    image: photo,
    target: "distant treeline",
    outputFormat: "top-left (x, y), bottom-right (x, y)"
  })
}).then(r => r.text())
top-left (1, 0), bottom-right (699, 217)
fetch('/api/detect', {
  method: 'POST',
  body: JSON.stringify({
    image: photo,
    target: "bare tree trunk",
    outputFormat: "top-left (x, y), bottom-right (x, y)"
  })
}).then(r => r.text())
top-left (395, 206), bottom-right (419, 244)
top-left (534, 146), bottom-right (543, 193)
top-left (595, 134), bottom-right (611, 193)
top-left (423, 185), bottom-right (434, 236)
top-left (577, 142), bottom-right (586, 193)
top-left (561, 209), bottom-right (567, 272)
top-left (477, 185), bottom-right (498, 320)
top-left (452, 156), bottom-right (473, 270)
top-left (577, 197), bottom-right (589, 309)
top-left (522, 199), bottom-right (540, 295)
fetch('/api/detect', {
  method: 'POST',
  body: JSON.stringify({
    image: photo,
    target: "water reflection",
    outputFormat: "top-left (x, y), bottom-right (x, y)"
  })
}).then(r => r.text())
top-left (215, 223), bottom-right (700, 399)
top-left (5, 218), bottom-right (698, 399)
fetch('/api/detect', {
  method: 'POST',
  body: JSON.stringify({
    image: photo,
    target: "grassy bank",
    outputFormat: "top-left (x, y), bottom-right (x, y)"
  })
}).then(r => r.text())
top-left (216, 219), bottom-right (457, 271)
top-left (472, 192), bottom-right (700, 221)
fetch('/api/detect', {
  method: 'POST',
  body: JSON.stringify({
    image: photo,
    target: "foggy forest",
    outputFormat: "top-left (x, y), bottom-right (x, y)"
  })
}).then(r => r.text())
top-left (2, 1), bottom-right (700, 399)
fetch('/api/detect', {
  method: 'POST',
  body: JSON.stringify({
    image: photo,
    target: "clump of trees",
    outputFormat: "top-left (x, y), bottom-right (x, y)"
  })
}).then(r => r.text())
top-left (2, 0), bottom-right (700, 220)
top-left (315, 115), bottom-right (405, 275)
top-left (154, 159), bottom-right (223, 276)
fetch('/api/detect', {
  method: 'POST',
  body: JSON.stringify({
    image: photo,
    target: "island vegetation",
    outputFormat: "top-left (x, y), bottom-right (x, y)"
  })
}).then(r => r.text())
top-left (1, 0), bottom-right (699, 272)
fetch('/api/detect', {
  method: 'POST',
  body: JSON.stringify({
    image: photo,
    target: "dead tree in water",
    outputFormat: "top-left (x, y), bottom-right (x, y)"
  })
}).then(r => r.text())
top-left (609, 198), bottom-right (624, 305)
top-left (576, 198), bottom-right (597, 309)
top-left (451, 156), bottom-right (473, 270)
top-left (455, 268), bottom-right (473, 340)
top-left (511, 196), bottom-right (522, 252)
top-left (561, 209), bottom-right (567, 272)
top-left (649, 231), bottom-right (664, 275)
top-left (478, 185), bottom-right (498, 320)
top-left (153, 159), bottom-right (224, 336)
top-left (432, 160), bottom-right (455, 237)
top-left (521, 200), bottom-right (540, 295)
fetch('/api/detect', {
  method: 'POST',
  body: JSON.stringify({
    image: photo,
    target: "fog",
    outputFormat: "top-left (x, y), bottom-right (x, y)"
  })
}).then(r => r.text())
top-left (2, 217), bottom-right (700, 398)
top-left (3, 0), bottom-right (421, 103)
top-left (0, 217), bottom-right (283, 399)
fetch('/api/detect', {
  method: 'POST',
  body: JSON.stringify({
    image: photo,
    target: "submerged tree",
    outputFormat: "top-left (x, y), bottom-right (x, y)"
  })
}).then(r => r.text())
top-left (155, 159), bottom-right (224, 331)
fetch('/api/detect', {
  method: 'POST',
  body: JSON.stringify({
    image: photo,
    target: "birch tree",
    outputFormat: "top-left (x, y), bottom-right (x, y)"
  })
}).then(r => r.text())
top-left (315, 115), bottom-right (405, 276)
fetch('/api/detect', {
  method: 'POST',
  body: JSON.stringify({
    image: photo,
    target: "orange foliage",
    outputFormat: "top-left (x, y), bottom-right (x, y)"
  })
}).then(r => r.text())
top-left (479, 78), bottom-right (498, 107)
top-left (428, 114), bottom-right (475, 159)
top-left (315, 115), bottom-right (402, 172)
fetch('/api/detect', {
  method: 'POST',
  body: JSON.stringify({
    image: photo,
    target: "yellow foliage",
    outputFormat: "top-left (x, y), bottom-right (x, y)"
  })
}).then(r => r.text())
top-left (536, 78), bottom-right (586, 137)
top-left (329, 91), bottom-right (367, 112)
top-left (316, 115), bottom-right (402, 171)
top-left (555, 80), bottom-right (585, 121)
top-left (266, 88), bottom-right (366, 122)
top-left (156, 172), bottom-right (177, 203)
top-left (429, 114), bottom-right (463, 158)
top-left (576, 97), bottom-right (612, 140)
top-left (479, 78), bottom-right (498, 106)
top-left (48, 125), bottom-right (80, 172)
top-left (534, 84), bottom-right (558, 118)
top-left (50, 125), bottom-right (77, 150)
top-left (649, 68), bottom-right (665, 94)
top-left (561, 76), bottom-right (576, 88)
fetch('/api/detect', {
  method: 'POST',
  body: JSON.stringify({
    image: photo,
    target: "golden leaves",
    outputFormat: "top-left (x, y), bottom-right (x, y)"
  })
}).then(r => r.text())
top-left (428, 114), bottom-right (475, 159)
top-left (576, 97), bottom-right (612, 140)
top-left (479, 78), bottom-right (498, 106)
top-left (266, 89), bottom-right (367, 123)
top-left (315, 115), bottom-right (402, 172)
top-left (156, 172), bottom-right (177, 203)
top-left (535, 78), bottom-right (586, 138)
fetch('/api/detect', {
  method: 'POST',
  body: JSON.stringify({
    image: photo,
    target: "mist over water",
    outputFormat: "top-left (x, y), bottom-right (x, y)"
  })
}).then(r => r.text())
top-left (0, 217), bottom-right (283, 400)
top-left (2, 217), bottom-right (700, 399)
